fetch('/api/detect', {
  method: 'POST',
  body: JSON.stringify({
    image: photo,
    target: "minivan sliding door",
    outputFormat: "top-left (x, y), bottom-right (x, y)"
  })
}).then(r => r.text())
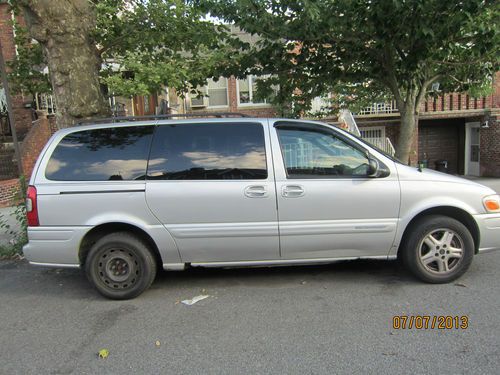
top-left (145, 121), bottom-right (279, 263)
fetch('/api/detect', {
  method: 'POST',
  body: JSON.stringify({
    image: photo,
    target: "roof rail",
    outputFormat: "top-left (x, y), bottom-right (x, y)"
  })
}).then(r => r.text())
top-left (77, 112), bottom-right (250, 125)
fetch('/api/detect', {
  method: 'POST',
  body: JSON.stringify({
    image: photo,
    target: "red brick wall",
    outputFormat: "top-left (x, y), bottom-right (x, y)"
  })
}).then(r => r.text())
top-left (480, 114), bottom-right (500, 177)
top-left (492, 72), bottom-right (500, 109)
top-left (0, 4), bottom-right (16, 63)
top-left (0, 178), bottom-right (20, 207)
top-left (0, 3), bottom-right (33, 138)
top-left (20, 116), bottom-right (56, 177)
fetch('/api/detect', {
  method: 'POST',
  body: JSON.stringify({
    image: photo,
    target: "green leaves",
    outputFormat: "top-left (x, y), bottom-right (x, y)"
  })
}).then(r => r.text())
top-left (11, 0), bottom-right (235, 98)
top-left (7, 20), bottom-right (51, 95)
top-left (93, 0), bottom-right (234, 96)
top-left (201, 0), bottom-right (498, 115)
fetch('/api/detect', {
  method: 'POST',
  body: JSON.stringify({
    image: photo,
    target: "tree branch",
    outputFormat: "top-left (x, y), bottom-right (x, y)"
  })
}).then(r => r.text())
top-left (415, 74), bottom-right (440, 111)
top-left (381, 44), bottom-right (404, 108)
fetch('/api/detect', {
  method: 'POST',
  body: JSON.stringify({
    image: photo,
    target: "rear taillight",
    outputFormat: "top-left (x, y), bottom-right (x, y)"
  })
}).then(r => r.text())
top-left (26, 186), bottom-right (39, 227)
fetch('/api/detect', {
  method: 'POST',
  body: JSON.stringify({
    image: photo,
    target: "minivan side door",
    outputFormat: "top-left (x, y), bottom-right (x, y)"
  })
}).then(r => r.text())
top-left (145, 120), bottom-right (279, 262)
top-left (270, 121), bottom-right (400, 259)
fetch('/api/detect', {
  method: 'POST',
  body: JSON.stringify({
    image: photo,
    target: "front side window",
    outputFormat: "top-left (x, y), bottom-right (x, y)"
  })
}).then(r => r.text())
top-left (277, 126), bottom-right (370, 178)
top-left (46, 126), bottom-right (154, 181)
top-left (147, 123), bottom-right (267, 180)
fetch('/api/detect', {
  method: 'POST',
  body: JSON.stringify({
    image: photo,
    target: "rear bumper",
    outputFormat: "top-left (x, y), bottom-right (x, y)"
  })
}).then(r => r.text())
top-left (23, 226), bottom-right (91, 267)
top-left (474, 213), bottom-right (500, 253)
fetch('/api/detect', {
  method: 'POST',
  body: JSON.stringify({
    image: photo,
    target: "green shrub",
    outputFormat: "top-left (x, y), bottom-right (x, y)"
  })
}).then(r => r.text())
top-left (0, 177), bottom-right (27, 259)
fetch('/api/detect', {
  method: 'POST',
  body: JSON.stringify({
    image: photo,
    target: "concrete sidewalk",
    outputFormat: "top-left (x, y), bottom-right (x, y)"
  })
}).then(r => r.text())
top-left (0, 206), bottom-right (18, 247)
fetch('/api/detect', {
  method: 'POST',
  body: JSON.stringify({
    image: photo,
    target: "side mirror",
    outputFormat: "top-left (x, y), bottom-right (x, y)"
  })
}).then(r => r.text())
top-left (367, 157), bottom-right (390, 178)
top-left (368, 158), bottom-right (379, 177)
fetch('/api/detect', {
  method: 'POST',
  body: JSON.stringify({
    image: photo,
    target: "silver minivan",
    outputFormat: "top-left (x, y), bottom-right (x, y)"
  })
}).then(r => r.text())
top-left (23, 117), bottom-right (500, 299)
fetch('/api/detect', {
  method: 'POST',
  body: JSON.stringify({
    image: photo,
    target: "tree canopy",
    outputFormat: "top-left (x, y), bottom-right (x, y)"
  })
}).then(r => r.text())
top-left (11, 0), bottom-right (235, 126)
top-left (199, 0), bottom-right (500, 161)
top-left (94, 0), bottom-right (233, 97)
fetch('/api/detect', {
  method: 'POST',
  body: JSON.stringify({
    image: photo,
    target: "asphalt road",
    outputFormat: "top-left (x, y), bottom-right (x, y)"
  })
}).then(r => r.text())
top-left (1, 177), bottom-right (499, 374)
top-left (1, 252), bottom-right (499, 375)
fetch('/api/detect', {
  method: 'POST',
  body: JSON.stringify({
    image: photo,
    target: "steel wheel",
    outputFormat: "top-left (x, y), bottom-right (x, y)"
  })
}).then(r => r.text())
top-left (86, 232), bottom-right (157, 300)
top-left (418, 228), bottom-right (464, 274)
top-left (97, 248), bottom-right (140, 290)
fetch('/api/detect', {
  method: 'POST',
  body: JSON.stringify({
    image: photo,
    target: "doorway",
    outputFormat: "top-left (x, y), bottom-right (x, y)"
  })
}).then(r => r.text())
top-left (465, 122), bottom-right (480, 176)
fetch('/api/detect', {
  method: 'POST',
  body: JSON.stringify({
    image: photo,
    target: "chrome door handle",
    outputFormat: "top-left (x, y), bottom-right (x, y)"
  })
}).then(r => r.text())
top-left (244, 185), bottom-right (268, 198)
top-left (282, 185), bottom-right (305, 198)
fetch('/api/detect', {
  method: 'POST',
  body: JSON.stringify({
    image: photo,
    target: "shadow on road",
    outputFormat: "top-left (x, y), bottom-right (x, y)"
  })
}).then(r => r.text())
top-left (0, 258), bottom-right (419, 300)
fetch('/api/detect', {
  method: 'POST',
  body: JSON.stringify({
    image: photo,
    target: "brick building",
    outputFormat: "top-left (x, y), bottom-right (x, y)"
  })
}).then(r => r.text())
top-left (0, 2), bottom-right (55, 206)
top-left (353, 78), bottom-right (500, 177)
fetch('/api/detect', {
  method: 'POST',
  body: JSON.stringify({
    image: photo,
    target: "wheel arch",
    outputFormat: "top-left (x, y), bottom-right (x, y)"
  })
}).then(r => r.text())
top-left (398, 206), bottom-right (480, 256)
top-left (79, 222), bottom-right (163, 268)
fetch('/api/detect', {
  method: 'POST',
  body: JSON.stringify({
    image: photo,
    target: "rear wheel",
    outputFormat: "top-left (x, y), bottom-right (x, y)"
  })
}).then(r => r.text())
top-left (401, 215), bottom-right (474, 283)
top-left (85, 232), bottom-right (157, 299)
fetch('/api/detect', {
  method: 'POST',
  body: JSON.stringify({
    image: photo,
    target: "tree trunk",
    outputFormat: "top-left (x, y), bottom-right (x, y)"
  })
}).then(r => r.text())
top-left (20, 0), bottom-right (110, 128)
top-left (395, 105), bottom-right (418, 164)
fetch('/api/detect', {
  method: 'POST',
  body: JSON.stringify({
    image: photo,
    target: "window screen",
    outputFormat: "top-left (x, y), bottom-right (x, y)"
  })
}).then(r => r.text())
top-left (45, 126), bottom-right (154, 181)
top-left (147, 123), bottom-right (267, 180)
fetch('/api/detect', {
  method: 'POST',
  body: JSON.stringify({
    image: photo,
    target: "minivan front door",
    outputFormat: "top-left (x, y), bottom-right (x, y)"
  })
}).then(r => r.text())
top-left (271, 121), bottom-right (400, 260)
top-left (145, 121), bottom-right (279, 263)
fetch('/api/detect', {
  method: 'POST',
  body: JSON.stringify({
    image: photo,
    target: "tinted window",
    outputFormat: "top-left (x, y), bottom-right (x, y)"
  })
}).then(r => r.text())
top-left (46, 126), bottom-right (154, 181)
top-left (277, 127), bottom-right (370, 178)
top-left (147, 123), bottom-right (267, 180)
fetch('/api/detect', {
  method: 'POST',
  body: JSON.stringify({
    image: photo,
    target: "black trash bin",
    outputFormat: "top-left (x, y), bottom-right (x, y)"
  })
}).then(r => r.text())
top-left (435, 160), bottom-right (448, 173)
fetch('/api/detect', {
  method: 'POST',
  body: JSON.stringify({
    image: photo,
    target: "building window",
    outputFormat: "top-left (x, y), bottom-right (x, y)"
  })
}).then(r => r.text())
top-left (238, 75), bottom-right (267, 105)
top-left (189, 78), bottom-right (229, 108)
top-left (207, 78), bottom-right (228, 107)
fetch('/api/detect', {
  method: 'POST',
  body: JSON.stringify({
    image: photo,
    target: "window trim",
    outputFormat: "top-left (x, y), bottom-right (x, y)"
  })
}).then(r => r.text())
top-left (146, 122), bottom-right (269, 181)
top-left (274, 121), bottom-right (382, 180)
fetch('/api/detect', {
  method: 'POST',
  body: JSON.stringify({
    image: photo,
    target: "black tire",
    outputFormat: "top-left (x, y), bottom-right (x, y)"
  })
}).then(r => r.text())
top-left (85, 232), bottom-right (157, 300)
top-left (401, 215), bottom-right (474, 283)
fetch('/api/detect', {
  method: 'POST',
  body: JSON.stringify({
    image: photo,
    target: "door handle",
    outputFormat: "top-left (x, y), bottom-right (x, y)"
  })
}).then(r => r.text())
top-left (244, 185), bottom-right (268, 198)
top-left (282, 185), bottom-right (305, 198)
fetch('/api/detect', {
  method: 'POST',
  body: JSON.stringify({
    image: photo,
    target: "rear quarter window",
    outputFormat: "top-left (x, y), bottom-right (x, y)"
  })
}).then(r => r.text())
top-left (45, 126), bottom-right (154, 181)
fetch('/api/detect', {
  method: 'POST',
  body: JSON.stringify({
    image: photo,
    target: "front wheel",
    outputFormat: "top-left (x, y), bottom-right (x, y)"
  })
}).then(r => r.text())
top-left (401, 215), bottom-right (474, 283)
top-left (85, 232), bottom-right (157, 299)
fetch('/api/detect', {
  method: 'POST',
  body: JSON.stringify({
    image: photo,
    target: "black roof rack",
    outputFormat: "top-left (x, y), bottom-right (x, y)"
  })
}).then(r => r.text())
top-left (77, 112), bottom-right (250, 125)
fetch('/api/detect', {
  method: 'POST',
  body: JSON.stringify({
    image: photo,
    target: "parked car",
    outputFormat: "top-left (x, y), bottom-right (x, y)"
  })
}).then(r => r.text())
top-left (23, 116), bottom-right (500, 299)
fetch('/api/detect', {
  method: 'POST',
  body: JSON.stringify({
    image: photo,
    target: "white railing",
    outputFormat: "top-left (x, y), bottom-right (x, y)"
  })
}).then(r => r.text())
top-left (358, 101), bottom-right (398, 115)
top-left (34, 93), bottom-right (56, 115)
top-left (362, 137), bottom-right (396, 156)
